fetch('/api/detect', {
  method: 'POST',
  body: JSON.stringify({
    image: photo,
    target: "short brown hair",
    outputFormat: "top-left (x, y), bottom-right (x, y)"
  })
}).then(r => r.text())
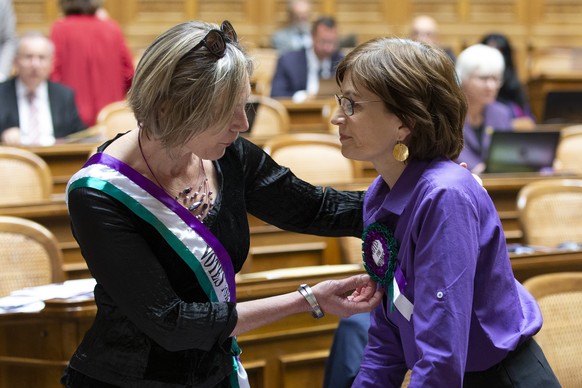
top-left (336, 37), bottom-right (467, 161)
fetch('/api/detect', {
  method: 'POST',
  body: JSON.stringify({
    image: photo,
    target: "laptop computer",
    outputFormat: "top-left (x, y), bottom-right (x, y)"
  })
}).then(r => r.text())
top-left (542, 91), bottom-right (582, 124)
top-left (485, 130), bottom-right (561, 173)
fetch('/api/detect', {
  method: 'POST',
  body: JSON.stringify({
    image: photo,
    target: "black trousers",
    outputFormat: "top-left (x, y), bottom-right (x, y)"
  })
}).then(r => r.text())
top-left (463, 339), bottom-right (561, 388)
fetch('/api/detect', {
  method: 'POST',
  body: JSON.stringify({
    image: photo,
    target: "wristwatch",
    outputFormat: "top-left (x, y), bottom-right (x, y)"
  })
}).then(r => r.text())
top-left (297, 284), bottom-right (325, 319)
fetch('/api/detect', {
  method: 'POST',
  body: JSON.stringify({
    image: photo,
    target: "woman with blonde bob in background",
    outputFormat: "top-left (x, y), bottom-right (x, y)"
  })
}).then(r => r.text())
top-left (330, 37), bottom-right (559, 387)
top-left (61, 20), bottom-right (381, 387)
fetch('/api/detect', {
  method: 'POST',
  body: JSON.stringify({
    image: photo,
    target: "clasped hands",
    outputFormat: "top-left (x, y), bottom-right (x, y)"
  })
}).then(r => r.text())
top-left (311, 274), bottom-right (383, 318)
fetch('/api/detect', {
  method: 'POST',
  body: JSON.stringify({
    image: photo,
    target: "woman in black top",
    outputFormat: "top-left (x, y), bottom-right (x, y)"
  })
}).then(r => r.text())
top-left (61, 20), bottom-right (381, 387)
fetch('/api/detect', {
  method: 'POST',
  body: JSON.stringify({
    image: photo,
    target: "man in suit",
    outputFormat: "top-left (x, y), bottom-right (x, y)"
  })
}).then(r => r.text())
top-left (271, 16), bottom-right (343, 101)
top-left (0, 31), bottom-right (86, 146)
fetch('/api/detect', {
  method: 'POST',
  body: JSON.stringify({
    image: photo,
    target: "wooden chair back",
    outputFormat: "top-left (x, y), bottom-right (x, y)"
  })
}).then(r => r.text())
top-left (554, 125), bottom-right (582, 174)
top-left (0, 216), bottom-right (65, 297)
top-left (517, 179), bottom-right (582, 246)
top-left (250, 48), bottom-right (279, 96)
top-left (262, 133), bottom-right (360, 186)
top-left (247, 94), bottom-right (290, 137)
top-left (96, 100), bottom-right (137, 139)
top-left (523, 272), bottom-right (582, 388)
top-left (0, 146), bottom-right (52, 206)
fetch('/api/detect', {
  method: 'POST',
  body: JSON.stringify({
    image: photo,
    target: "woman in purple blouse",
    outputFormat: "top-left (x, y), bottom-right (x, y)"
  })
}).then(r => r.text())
top-left (329, 38), bottom-right (560, 387)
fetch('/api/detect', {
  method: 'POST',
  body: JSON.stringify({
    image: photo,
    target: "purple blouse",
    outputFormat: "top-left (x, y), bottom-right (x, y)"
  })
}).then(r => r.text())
top-left (354, 158), bottom-right (542, 387)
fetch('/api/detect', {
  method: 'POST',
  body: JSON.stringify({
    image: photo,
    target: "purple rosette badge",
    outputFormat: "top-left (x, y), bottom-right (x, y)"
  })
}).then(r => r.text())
top-left (362, 223), bottom-right (399, 311)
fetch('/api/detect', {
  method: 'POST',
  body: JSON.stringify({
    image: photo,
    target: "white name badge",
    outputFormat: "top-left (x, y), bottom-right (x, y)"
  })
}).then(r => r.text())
top-left (393, 277), bottom-right (414, 321)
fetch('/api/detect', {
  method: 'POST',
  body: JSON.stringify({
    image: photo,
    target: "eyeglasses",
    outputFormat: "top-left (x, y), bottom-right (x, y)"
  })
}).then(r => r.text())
top-left (191, 20), bottom-right (238, 58)
top-left (472, 74), bottom-right (503, 86)
top-left (335, 94), bottom-right (384, 116)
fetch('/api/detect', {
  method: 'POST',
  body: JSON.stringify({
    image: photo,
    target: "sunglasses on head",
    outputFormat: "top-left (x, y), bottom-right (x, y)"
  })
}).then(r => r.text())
top-left (191, 20), bottom-right (238, 58)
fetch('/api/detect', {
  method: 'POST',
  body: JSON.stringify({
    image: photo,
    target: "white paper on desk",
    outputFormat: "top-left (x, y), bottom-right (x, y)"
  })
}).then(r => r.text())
top-left (0, 295), bottom-right (45, 313)
top-left (10, 278), bottom-right (96, 300)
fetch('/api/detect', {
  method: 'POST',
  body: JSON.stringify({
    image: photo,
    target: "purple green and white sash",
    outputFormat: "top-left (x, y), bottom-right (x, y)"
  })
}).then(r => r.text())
top-left (67, 153), bottom-right (249, 388)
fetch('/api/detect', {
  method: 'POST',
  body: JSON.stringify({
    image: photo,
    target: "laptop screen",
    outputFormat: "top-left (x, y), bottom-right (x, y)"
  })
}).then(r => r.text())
top-left (485, 130), bottom-right (561, 173)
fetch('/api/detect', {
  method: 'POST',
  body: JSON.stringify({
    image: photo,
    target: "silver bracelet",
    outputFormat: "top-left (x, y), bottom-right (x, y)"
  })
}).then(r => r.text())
top-left (297, 284), bottom-right (325, 319)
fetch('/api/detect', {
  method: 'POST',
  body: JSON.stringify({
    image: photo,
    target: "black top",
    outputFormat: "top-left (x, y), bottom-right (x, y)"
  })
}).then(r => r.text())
top-left (63, 135), bottom-right (364, 387)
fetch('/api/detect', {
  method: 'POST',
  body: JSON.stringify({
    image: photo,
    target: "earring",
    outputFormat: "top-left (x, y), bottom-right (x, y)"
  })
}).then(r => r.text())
top-left (392, 141), bottom-right (409, 162)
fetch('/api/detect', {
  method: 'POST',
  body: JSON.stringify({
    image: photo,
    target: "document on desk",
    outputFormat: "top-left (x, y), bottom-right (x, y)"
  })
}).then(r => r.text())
top-left (0, 278), bottom-right (96, 313)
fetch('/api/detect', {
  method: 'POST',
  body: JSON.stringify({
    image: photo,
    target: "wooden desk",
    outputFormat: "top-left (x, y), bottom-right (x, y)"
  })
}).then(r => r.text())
top-left (22, 143), bottom-right (99, 194)
top-left (2, 246), bottom-right (582, 388)
top-left (481, 172), bottom-right (581, 243)
top-left (0, 264), bottom-right (364, 388)
top-left (510, 248), bottom-right (582, 283)
top-left (277, 98), bottom-right (334, 133)
top-left (3, 169), bottom-right (574, 281)
top-left (527, 73), bottom-right (582, 122)
top-left (0, 197), bottom-right (347, 280)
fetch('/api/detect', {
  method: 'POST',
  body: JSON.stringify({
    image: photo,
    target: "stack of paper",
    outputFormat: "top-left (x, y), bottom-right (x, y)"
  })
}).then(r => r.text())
top-left (0, 278), bottom-right (96, 313)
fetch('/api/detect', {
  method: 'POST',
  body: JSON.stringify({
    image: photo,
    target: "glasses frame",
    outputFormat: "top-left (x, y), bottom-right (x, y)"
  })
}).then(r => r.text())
top-left (335, 94), bottom-right (384, 116)
top-left (191, 20), bottom-right (238, 58)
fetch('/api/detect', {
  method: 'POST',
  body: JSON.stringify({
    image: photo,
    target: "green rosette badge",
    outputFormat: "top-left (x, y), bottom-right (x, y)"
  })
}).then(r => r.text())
top-left (362, 222), bottom-right (399, 312)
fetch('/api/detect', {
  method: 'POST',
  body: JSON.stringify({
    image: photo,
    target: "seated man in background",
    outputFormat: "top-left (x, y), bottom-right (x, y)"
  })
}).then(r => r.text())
top-left (271, 16), bottom-right (343, 102)
top-left (0, 32), bottom-right (86, 146)
top-left (409, 14), bottom-right (455, 61)
top-left (271, 0), bottom-right (313, 54)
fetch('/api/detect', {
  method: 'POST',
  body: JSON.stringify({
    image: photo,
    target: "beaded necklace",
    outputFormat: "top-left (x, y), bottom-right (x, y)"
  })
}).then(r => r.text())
top-left (137, 133), bottom-right (213, 220)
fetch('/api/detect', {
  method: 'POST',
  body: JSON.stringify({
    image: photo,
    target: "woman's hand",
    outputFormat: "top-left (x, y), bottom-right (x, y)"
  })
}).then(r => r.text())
top-left (311, 274), bottom-right (383, 318)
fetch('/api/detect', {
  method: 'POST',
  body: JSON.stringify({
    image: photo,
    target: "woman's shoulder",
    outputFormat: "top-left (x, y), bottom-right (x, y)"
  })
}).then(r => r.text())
top-left (423, 159), bottom-right (484, 195)
top-left (488, 100), bottom-right (513, 114)
top-left (484, 101), bottom-right (514, 127)
top-left (228, 136), bottom-right (265, 160)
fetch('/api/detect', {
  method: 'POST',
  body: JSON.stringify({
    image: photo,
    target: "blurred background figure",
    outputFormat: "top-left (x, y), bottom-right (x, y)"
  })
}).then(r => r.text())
top-left (271, 0), bottom-right (313, 53)
top-left (50, 0), bottom-right (134, 127)
top-left (271, 16), bottom-right (343, 101)
top-left (0, 0), bottom-right (17, 81)
top-left (0, 32), bottom-right (86, 146)
top-left (481, 33), bottom-right (536, 129)
top-left (456, 43), bottom-right (513, 173)
top-left (409, 14), bottom-right (455, 61)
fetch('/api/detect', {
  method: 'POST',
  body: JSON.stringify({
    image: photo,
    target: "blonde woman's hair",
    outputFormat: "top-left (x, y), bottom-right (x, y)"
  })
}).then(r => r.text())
top-left (127, 20), bottom-right (253, 148)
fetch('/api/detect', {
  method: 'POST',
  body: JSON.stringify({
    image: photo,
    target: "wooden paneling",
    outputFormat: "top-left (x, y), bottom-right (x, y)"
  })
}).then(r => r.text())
top-left (11, 0), bottom-right (582, 112)
top-left (12, 1), bottom-right (582, 62)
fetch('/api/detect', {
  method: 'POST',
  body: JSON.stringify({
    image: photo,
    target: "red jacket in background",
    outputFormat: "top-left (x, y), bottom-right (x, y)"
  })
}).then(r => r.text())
top-left (50, 14), bottom-right (134, 127)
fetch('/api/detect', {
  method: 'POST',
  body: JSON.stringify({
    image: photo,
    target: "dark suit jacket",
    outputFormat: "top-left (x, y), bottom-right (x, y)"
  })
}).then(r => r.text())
top-left (270, 48), bottom-right (344, 98)
top-left (0, 78), bottom-right (87, 139)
